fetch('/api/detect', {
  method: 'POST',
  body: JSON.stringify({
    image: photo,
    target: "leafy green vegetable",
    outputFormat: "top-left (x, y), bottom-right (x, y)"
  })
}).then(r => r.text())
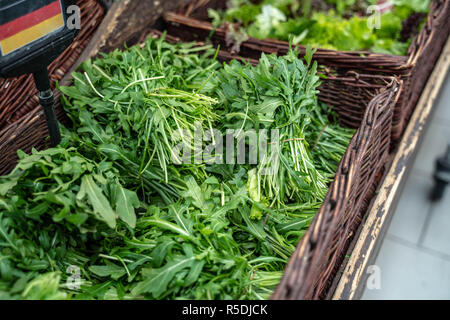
top-left (209, 0), bottom-right (430, 55)
top-left (0, 35), bottom-right (354, 300)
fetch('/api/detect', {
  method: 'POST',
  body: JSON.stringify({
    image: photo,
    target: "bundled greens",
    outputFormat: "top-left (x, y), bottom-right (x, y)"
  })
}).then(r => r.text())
top-left (0, 36), bottom-right (354, 300)
top-left (60, 41), bottom-right (222, 204)
top-left (209, 0), bottom-right (430, 55)
top-left (213, 49), bottom-right (330, 208)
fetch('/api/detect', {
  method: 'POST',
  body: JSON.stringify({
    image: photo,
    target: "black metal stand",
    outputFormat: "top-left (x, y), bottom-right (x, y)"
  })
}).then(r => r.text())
top-left (33, 68), bottom-right (61, 147)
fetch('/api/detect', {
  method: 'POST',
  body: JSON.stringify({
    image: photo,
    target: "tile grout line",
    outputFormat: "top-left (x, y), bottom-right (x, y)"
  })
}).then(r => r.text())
top-left (417, 199), bottom-right (435, 246)
top-left (386, 234), bottom-right (450, 262)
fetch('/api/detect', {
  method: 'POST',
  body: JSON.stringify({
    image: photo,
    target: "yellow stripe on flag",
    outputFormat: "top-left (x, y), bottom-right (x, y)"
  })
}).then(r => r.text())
top-left (0, 14), bottom-right (64, 55)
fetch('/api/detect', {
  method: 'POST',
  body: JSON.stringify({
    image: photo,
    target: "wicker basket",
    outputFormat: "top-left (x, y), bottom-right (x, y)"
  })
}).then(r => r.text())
top-left (163, 0), bottom-right (450, 142)
top-left (1, 27), bottom-right (402, 301)
top-left (0, 0), bottom-right (105, 130)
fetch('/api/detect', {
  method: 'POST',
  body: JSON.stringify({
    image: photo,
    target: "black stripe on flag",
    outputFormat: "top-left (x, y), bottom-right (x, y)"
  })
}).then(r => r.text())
top-left (0, 0), bottom-right (57, 25)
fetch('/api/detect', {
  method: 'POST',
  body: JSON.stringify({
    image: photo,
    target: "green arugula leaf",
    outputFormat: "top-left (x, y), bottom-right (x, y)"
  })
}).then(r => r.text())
top-left (78, 175), bottom-right (116, 228)
top-left (112, 184), bottom-right (139, 229)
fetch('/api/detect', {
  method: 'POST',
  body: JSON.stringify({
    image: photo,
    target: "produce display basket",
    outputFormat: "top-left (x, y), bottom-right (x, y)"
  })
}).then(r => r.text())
top-left (1, 16), bottom-right (402, 300)
top-left (0, 0), bottom-right (105, 175)
top-left (163, 0), bottom-right (450, 142)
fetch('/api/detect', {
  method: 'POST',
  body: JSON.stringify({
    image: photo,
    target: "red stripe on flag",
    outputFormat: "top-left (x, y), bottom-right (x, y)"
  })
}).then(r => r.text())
top-left (0, 1), bottom-right (62, 41)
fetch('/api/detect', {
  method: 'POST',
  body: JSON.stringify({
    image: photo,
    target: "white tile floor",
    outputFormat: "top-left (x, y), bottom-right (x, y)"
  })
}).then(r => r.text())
top-left (362, 73), bottom-right (450, 300)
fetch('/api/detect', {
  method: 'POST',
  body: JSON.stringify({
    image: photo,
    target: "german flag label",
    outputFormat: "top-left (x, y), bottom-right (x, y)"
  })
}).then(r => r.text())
top-left (0, 0), bottom-right (64, 56)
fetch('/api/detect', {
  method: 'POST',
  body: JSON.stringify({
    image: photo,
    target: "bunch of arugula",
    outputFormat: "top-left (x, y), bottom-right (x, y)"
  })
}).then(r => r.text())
top-left (0, 36), bottom-right (354, 300)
